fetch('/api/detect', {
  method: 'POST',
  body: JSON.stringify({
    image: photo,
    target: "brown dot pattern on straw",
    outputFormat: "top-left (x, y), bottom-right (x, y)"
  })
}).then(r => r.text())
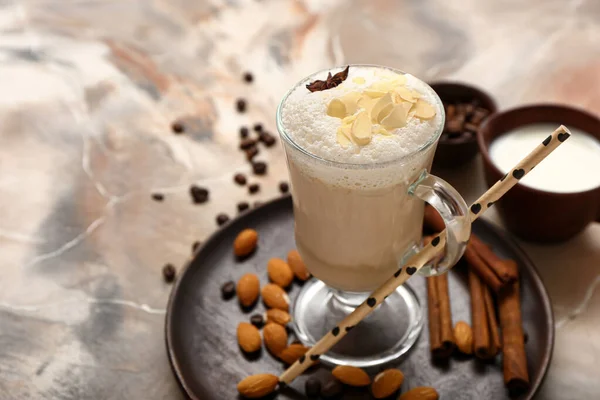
top-left (278, 125), bottom-right (570, 387)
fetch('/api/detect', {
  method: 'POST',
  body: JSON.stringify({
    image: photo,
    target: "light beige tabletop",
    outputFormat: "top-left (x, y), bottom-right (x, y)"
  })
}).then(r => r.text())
top-left (0, 0), bottom-right (598, 398)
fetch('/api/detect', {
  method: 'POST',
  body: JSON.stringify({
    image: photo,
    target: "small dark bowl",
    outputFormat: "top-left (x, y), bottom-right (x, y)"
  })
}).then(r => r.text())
top-left (478, 104), bottom-right (600, 243)
top-left (430, 82), bottom-right (498, 168)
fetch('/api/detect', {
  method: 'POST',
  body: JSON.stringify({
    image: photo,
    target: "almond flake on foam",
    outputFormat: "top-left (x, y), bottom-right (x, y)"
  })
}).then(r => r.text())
top-left (414, 99), bottom-right (436, 120)
top-left (381, 104), bottom-right (409, 130)
top-left (327, 98), bottom-right (346, 119)
top-left (350, 111), bottom-right (372, 145)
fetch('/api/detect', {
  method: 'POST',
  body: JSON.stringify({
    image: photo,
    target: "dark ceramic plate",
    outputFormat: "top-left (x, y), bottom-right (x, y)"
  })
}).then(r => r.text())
top-left (166, 195), bottom-right (553, 400)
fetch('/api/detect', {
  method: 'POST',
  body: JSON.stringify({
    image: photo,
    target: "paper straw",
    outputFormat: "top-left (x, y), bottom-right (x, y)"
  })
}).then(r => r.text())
top-left (278, 125), bottom-right (570, 384)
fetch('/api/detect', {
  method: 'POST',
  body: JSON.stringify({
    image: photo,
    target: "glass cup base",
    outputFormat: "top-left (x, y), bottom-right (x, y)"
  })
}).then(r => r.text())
top-left (292, 279), bottom-right (423, 368)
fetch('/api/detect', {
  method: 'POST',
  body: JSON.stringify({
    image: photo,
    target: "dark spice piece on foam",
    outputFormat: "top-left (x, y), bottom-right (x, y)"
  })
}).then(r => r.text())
top-left (306, 66), bottom-right (350, 92)
top-left (234, 173), bottom-right (247, 186)
top-left (236, 98), bottom-right (247, 113)
top-left (190, 185), bottom-right (209, 204)
top-left (279, 182), bottom-right (289, 194)
top-left (252, 161), bottom-right (267, 176)
top-left (248, 183), bottom-right (260, 194)
top-left (237, 202), bottom-right (250, 212)
top-left (250, 314), bottom-right (264, 328)
top-left (216, 213), bottom-right (230, 226)
top-left (171, 121), bottom-right (185, 134)
top-left (162, 264), bottom-right (176, 283)
top-left (221, 281), bottom-right (235, 299)
top-left (243, 72), bottom-right (253, 83)
top-left (239, 126), bottom-right (249, 138)
top-left (151, 193), bottom-right (164, 201)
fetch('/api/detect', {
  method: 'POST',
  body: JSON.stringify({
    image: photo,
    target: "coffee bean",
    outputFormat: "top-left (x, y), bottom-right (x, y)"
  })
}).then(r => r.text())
top-left (240, 138), bottom-right (256, 150)
top-left (250, 314), bottom-right (264, 328)
top-left (465, 103), bottom-right (475, 115)
top-left (279, 182), bottom-right (289, 194)
top-left (252, 161), bottom-right (267, 176)
top-left (162, 264), bottom-right (176, 283)
top-left (151, 193), bottom-right (164, 201)
top-left (321, 378), bottom-right (343, 398)
top-left (192, 241), bottom-right (201, 252)
top-left (236, 98), bottom-right (247, 113)
top-left (259, 132), bottom-right (276, 147)
top-left (190, 185), bottom-right (209, 204)
top-left (243, 72), bottom-right (253, 83)
top-left (245, 146), bottom-right (259, 161)
top-left (234, 173), bottom-right (247, 186)
top-left (237, 202), bottom-right (250, 212)
top-left (171, 121), bottom-right (184, 134)
top-left (248, 183), bottom-right (260, 194)
top-left (253, 123), bottom-right (263, 132)
top-left (221, 281), bottom-right (235, 299)
top-left (239, 126), bottom-right (249, 138)
top-left (216, 213), bottom-right (230, 226)
top-left (305, 378), bottom-right (322, 397)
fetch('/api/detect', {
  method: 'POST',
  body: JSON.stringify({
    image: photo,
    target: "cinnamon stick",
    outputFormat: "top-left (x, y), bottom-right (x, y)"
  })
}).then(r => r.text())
top-left (426, 274), bottom-right (455, 358)
top-left (471, 236), bottom-right (518, 284)
top-left (483, 283), bottom-right (501, 357)
top-left (464, 245), bottom-right (504, 293)
top-left (498, 261), bottom-right (529, 393)
top-left (468, 269), bottom-right (494, 359)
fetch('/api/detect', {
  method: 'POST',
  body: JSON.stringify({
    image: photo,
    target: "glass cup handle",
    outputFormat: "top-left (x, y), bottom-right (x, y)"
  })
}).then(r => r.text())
top-left (408, 169), bottom-right (471, 276)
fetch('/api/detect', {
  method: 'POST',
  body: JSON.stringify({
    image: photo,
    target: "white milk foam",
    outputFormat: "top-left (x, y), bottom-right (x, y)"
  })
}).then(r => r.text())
top-left (279, 66), bottom-right (443, 189)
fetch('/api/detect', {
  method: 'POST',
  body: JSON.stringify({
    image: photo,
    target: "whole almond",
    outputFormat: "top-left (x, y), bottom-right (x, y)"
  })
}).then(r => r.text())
top-left (237, 273), bottom-right (260, 307)
top-left (237, 374), bottom-right (278, 398)
top-left (287, 250), bottom-right (310, 281)
top-left (265, 309), bottom-right (291, 326)
top-left (332, 365), bottom-right (371, 387)
top-left (237, 322), bottom-right (261, 353)
top-left (454, 321), bottom-right (474, 355)
top-left (267, 258), bottom-right (294, 288)
top-left (398, 386), bottom-right (439, 400)
top-left (371, 368), bottom-right (404, 398)
top-left (234, 229), bottom-right (258, 257)
top-left (279, 343), bottom-right (310, 365)
top-left (263, 323), bottom-right (288, 356)
top-left (261, 283), bottom-right (289, 311)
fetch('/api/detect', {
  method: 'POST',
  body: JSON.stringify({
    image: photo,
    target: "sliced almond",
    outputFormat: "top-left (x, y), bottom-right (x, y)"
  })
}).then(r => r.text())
top-left (414, 99), bottom-right (436, 120)
top-left (369, 80), bottom-right (394, 92)
top-left (261, 283), bottom-right (289, 311)
top-left (279, 343), bottom-right (310, 365)
top-left (332, 365), bottom-right (371, 387)
top-left (376, 103), bottom-right (395, 124)
top-left (342, 114), bottom-right (357, 125)
top-left (352, 76), bottom-right (366, 84)
top-left (370, 93), bottom-right (393, 123)
top-left (364, 89), bottom-right (386, 98)
top-left (395, 86), bottom-right (417, 103)
top-left (350, 111), bottom-right (372, 145)
top-left (237, 374), bottom-right (279, 398)
top-left (339, 122), bottom-right (353, 140)
top-left (267, 258), bottom-right (294, 288)
top-left (263, 322), bottom-right (288, 356)
top-left (327, 98), bottom-right (346, 119)
top-left (411, 89), bottom-right (422, 99)
top-left (372, 125), bottom-right (391, 136)
top-left (357, 95), bottom-right (378, 114)
top-left (339, 91), bottom-right (361, 115)
top-left (390, 74), bottom-right (407, 86)
top-left (336, 127), bottom-right (352, 148)
top-left (381, 104), bottom-right (409, 130)
top-left (237, 322), bottom-right (261, 353)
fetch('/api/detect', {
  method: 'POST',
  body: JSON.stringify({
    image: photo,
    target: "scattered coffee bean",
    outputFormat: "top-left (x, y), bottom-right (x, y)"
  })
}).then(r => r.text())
top-left (190, 185), bottom-right (209, 204)
top-left (250, 314), bottom-right (264, 328)
top-left (239, 126), bottom-right (249, 138)
top-left (252, 161), bottom-right (267, 176)
top-left (253, 201), bottom-right (263, 208)
top-left (245, 146), bottom-right (259, 161)
top-left (240, 138), bottom-right (256, 150)
top-left (305, 378), bottom-right (322, 398)
top-left (243, 72), bottom-right (253, 83)
top-left (216, 213), bottom-right (230, 226)
top-left (465, 103), bottom-right (475, 115)
top-left (237, 202), bottom-right (250, 212)
top-left (259, 132), bottom-right (276, 147)
top-left (192, 241), bottom-right (201, 252)
top-left (151, 193), bottom-right (164, 201)
top-left (279, 182), bottom-right (289, 194)
top-left (253, 123), bottom-right (263, 132)
top-left (171, 121), bottom-right (184, 134)
top-left (234, 173), bottom-right (247, 186)
top-left (221, 281), bottom-right (235, 299)
top-left (162, 264), bottom-right (176, 283)
top-left (248, 183), bottom-right (260, 194)
top-left (236, 98), bottom-right (247, 113)
top-left (321, 378), bottom-right (343, 398)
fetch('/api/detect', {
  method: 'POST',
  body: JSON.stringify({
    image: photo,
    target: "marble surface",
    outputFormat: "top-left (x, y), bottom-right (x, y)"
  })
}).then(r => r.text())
top-left (0, 0), bottom-right (599, 399)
